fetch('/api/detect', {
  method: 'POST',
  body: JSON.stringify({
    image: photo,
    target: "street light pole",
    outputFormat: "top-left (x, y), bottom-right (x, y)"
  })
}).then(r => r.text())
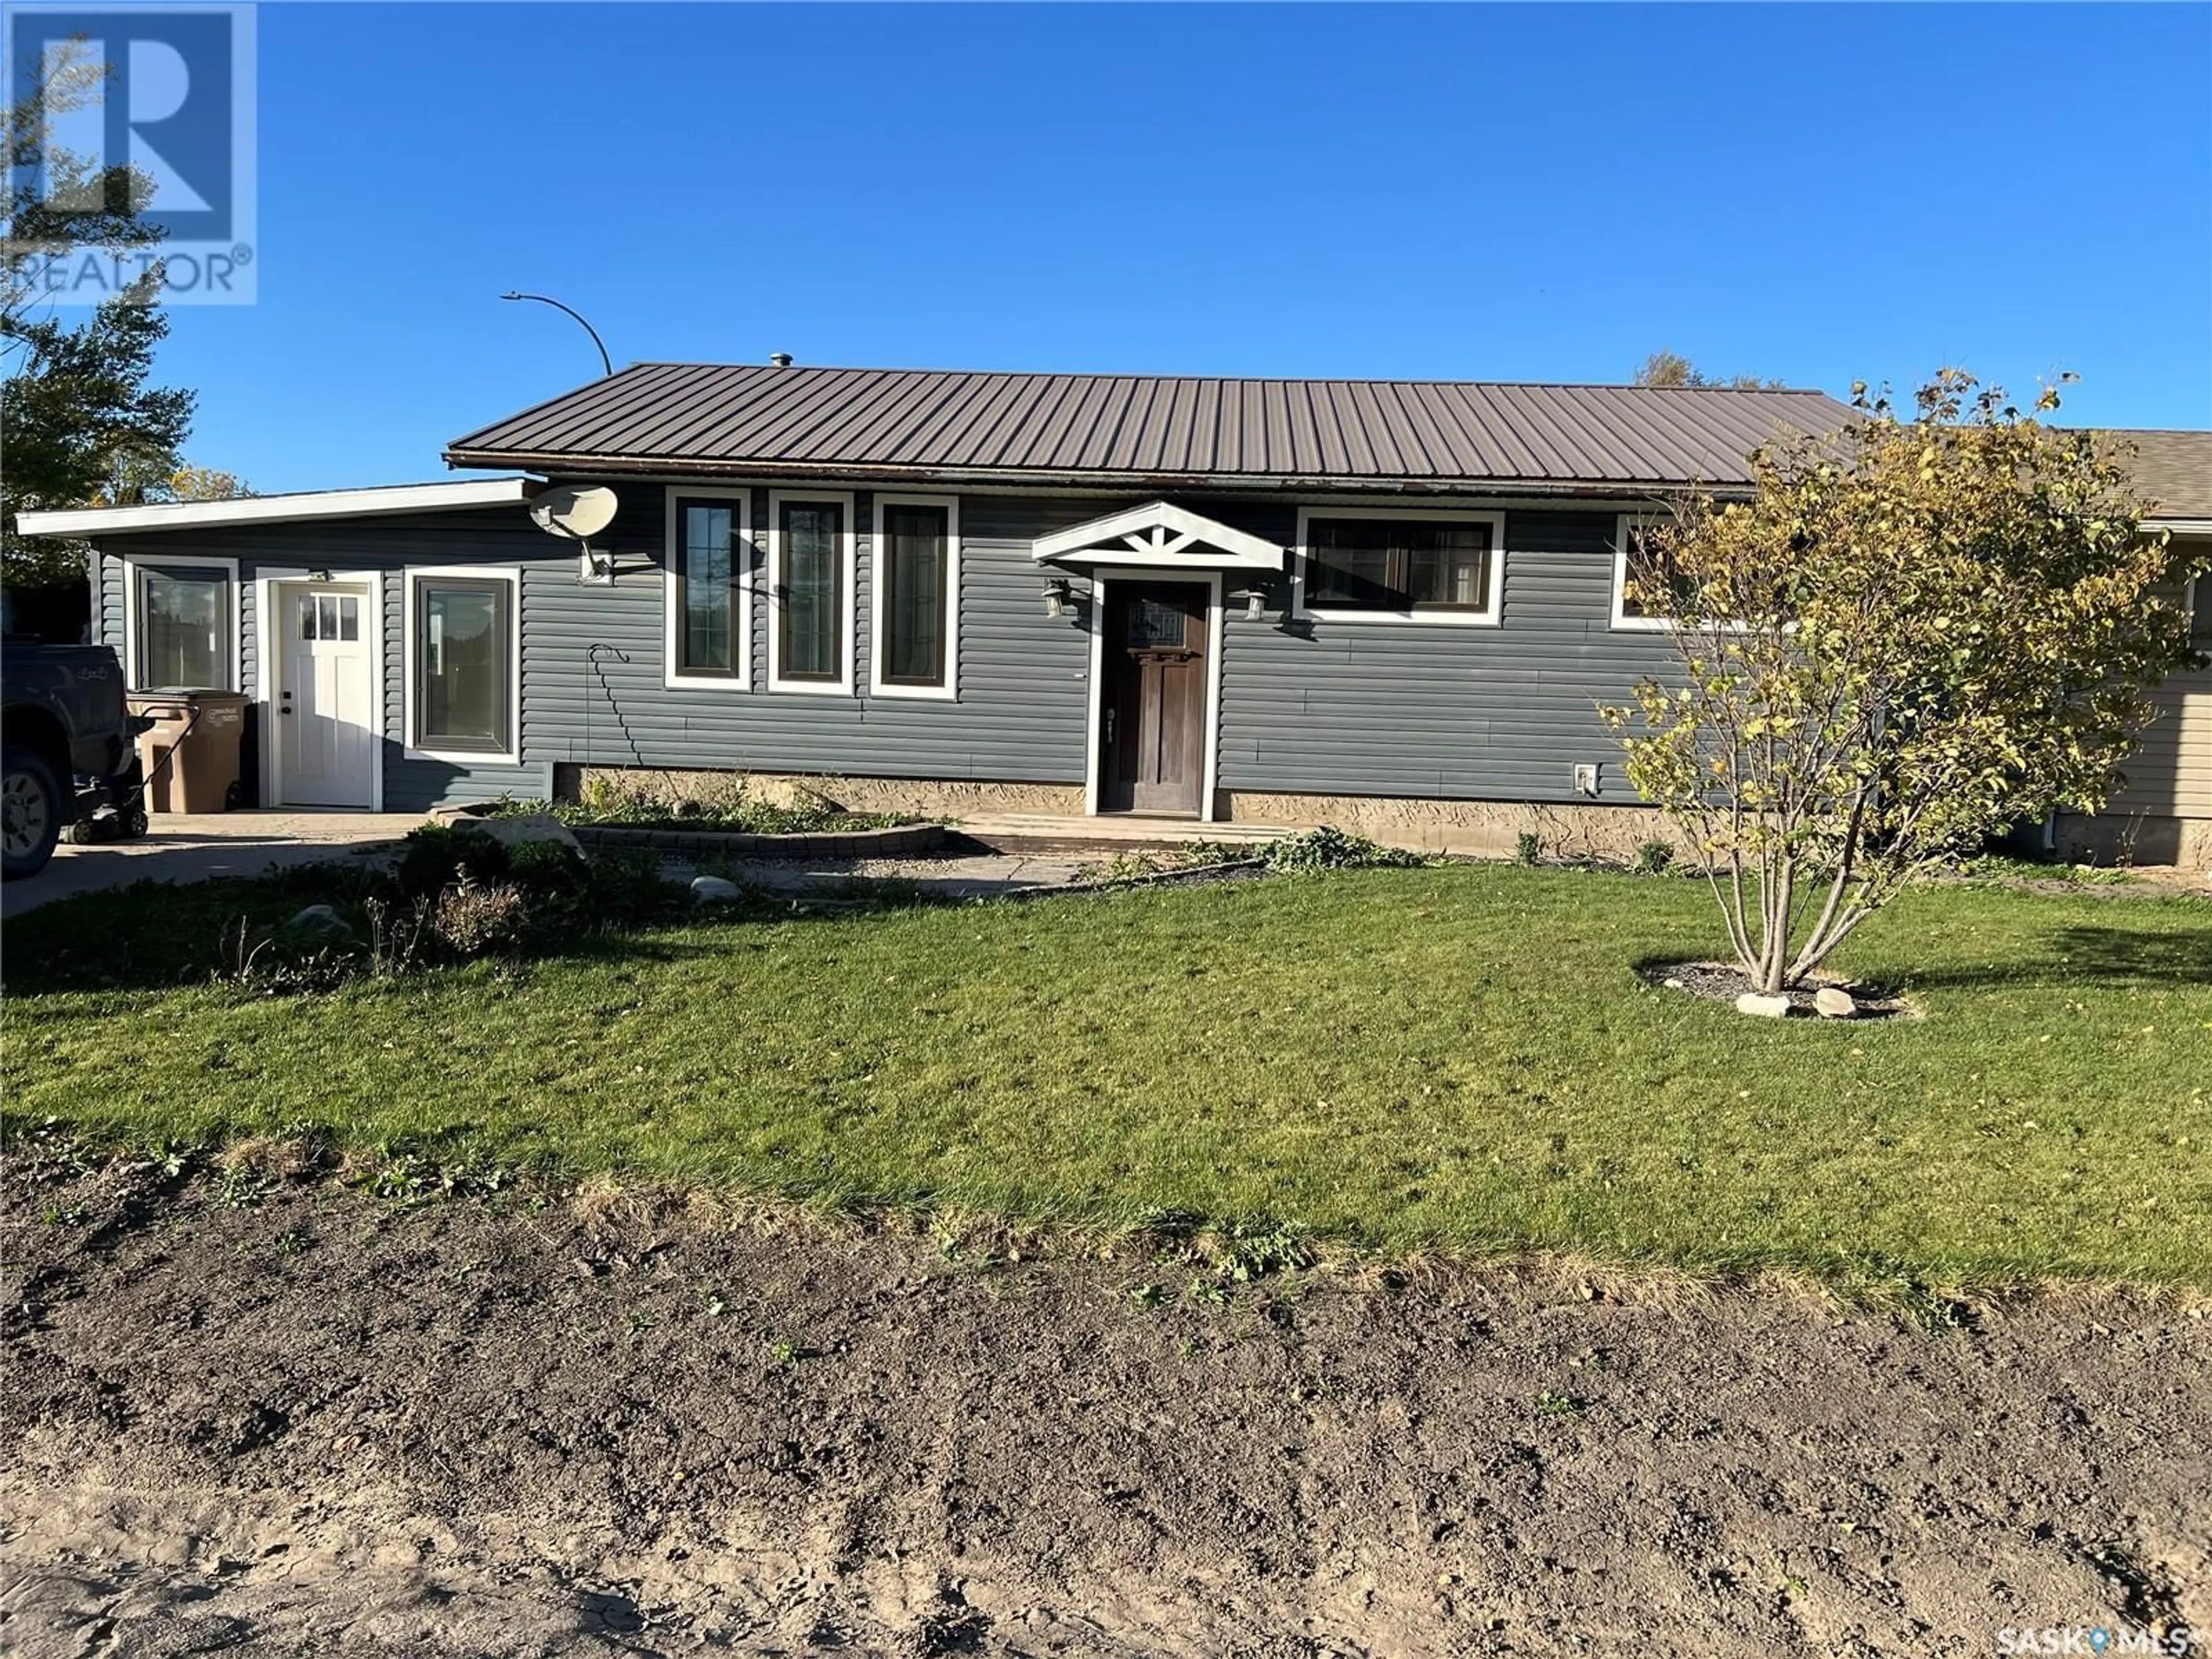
top-left (499, 291), bottom-right (614, 377)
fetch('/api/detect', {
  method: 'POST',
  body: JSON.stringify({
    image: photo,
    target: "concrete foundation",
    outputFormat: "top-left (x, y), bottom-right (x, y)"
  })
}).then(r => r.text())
top-left (1221, 791), bottom-right (1688, 860)
top-left (566, 766), bottom-right (1688, 859)
top-left (2051, 810), bottom-right (2211, 873)
top-left (566, 766), bottom-right (1088, 820)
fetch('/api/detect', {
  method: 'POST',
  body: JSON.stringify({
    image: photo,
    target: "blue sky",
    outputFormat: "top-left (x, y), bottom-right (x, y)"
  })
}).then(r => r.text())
top-left (139, 2), bottom-right (2212, 491)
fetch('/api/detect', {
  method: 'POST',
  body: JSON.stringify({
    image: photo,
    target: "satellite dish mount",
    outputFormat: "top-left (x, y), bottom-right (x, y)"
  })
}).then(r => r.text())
top-left (530, 486), bottom-right (620, 585)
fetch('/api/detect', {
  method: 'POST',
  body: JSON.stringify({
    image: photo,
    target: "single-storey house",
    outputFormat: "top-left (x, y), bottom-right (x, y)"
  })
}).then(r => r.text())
top-left (18, 365), bottom-right (2211, 863)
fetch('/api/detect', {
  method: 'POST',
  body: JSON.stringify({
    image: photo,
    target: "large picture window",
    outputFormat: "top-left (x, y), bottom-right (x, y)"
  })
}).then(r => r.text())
top-left (1297, 510), bottom-right (1504, 623)
top-left (770, 490), bottom-right (855, 693)
top-left (136, 566), bottom-right (234, 688)
top-left (871, 494), bottom-right (958, 698)
top-left (408, 572), bottom-right (514, 757)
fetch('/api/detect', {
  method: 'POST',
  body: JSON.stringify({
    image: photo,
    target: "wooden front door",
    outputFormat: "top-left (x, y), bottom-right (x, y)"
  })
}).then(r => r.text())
top-left (1100, 582), bottom-right (1208, 815)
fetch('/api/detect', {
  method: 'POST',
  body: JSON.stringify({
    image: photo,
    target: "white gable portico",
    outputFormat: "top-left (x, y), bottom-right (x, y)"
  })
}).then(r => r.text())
top-left (1031, 499), bottom-right (1285, 572)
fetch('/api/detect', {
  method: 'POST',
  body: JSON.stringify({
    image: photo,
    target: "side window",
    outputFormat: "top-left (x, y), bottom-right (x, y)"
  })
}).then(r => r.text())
top-left (668, 496), bottom-right (745, 683)
top-left (769, 491), bottom-right (855, 694)
top-left (1297, 512), bottom-right (1504, 623)
top-left (410, 573), bottom-right (514, 757)
top-left (871, 495), bottom-right (959, 698)
top-left (1612, 517), bottom-right (1692, 629)
top-left (137, 567), bottom-right (234, 688)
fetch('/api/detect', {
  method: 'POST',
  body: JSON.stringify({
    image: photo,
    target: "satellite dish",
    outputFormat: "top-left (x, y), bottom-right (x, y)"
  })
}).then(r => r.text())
top-left (529, 485), bottom-right (619, 584)
top-left (531, 484), bottom-right (618, 541)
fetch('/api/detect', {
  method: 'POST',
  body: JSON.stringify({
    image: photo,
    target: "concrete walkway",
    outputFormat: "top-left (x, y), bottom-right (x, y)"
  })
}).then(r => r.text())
top-left (668, 850), bottom-right (1095, 903)
top-left (1, 812), bottom-right (422, 919)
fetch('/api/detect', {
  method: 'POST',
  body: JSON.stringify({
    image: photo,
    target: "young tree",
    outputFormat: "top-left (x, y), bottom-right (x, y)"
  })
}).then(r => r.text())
top-left (1602, 371), bottom-right (2205, 994)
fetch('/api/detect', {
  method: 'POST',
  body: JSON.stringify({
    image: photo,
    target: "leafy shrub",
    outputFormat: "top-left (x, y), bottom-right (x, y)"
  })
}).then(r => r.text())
top-left (1634, 839), bottom-right (1675, 877)
top-left (396, 823), bottom-right (510, 899)
top-left (1263, 826), bottom-right (1427, 873)
top-left (1515, 831), bottom-right (1543, 867)
top-left (430, 876), bottom-right (531, 957)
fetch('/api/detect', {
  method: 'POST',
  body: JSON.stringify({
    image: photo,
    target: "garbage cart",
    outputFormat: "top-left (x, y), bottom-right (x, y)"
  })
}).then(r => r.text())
top-left (127, 689), bottom-right (250, 814)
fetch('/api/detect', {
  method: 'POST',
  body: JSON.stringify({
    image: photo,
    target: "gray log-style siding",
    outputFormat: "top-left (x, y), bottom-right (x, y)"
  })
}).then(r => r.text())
top-left (90, 484), bottom-right (1678, 811)
top-left (95, 513), bottom-right (550, 811)
top-left (1220, 507), bottom-right (1671, 804)
top-left (524, 486), bottom-right (1090, 781)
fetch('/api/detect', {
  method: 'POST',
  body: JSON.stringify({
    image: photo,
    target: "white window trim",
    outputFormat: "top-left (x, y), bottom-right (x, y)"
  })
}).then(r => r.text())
top-left (1290, 505), bottom-right (1507, 627)
top-left (662, 486), bottom-right (755, 691)
top-left (767, 488), bottom-right (858, 696)
top-left (1082, 570), bottom-right (1224, 823)
top-left (1609, 512), bottom-right (1674, 632)
top-left (255, 567), bottom-right (387, 812)
top-left (869, 492), bottom-right (961, 702)
top-left (118, 553), bottom-right (242, 692)
top-left (403, 565), bottom-right (522, 765)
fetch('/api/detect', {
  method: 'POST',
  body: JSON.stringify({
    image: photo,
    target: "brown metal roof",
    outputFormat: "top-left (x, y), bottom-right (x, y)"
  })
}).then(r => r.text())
top-left (445, 363), bottom-right (1855, 492)
top-left (2098, 429), bottom-right (2212, 520)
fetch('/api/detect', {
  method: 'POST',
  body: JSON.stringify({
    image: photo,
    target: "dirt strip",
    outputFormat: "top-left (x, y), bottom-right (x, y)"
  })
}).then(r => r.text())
top-left (2, 1161), bottom-right (2205, 1657)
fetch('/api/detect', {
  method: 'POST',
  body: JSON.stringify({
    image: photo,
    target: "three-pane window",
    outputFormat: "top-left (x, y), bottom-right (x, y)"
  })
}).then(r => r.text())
top-left (139, 569), bottom-right (232, 688)
top-left (414, 576), bottom-right (512, 754)
top-left (1305, 517), bottom-right (1495, 615)
top-left (880, 502), bottom-right (950, 687)
top-left (778, 498), bottom-right (844, 683)
top-left (675, 499), bottom-right (741, 677)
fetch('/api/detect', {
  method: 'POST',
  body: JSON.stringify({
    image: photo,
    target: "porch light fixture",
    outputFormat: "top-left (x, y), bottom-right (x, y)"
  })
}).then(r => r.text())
top-left (307, 567), bottom-right (330, 583)
top-left (1041, 577), bottom-right (1071, 618)
top-left (1230, 587), bottom-right (1266, 622)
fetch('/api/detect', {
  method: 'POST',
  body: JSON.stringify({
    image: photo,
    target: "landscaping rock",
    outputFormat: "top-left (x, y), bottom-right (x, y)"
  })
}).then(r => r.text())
top-left (1814, 986), bottom-right (1859, 1020)
top-left (285, 904), bottom-right (354, 941)
top-left (690, 876), bottom-right (741, 905)
top-left (465, 813), bottom-right (583, 857)
top-left (1734, 992), bottom-right (1792, 1018)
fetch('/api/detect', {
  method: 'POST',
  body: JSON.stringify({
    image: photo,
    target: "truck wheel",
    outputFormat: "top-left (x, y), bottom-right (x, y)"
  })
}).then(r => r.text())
top-left (2, 745), bottom-right (64, 880)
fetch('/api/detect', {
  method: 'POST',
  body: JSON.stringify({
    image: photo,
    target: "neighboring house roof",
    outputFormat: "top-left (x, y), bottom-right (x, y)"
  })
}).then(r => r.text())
top-left (2096, 429), bottom-right (2212, 523)
top-left (445, 363), bottom-right (1854, 495)
top-left (16, 478), bottom-right (538, 538)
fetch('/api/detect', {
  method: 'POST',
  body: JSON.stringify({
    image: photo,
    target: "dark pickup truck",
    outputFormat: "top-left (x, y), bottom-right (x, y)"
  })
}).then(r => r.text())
top-left (3, 634), bottom-right (137, 879)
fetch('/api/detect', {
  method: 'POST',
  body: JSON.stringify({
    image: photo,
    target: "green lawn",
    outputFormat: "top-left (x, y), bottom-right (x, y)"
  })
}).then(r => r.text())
top-left (5, 865), bottom-right (2208, 1285)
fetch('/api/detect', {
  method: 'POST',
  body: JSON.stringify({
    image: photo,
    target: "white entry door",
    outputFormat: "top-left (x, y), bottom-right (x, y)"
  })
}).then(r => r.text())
top-left (276, 583), bottom-right (377, 807)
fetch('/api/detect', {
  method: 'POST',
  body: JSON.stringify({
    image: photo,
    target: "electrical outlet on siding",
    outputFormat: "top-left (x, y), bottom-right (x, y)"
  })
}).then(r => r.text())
top-left (1573, 763), bottom-right (1601, 797)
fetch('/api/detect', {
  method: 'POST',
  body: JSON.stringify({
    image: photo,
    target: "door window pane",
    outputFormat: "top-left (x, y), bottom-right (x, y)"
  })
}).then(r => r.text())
top-left (416, 578), bottom-right (510, 752)
top-left (677, 500), bottom-right (738, 676)
top-left (881, 503), bottom-right (948, 685)
top-left (140, 570), bottom-right (230, 688)
top-left (339, 595), bottom-right (360, 641)
top-left (1126, 596), bottom-right (1191, 648)
top-left (780, 501), bottom-right (842, 680)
